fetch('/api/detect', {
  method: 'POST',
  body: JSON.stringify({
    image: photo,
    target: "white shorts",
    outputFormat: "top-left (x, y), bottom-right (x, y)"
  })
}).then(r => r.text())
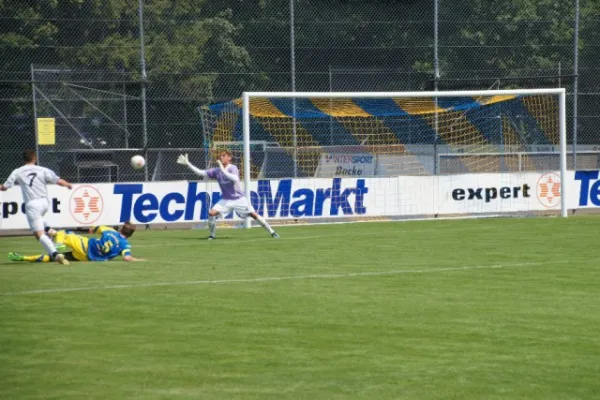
top-left (25, 198), bottom-right (50, 232)
top-left (212, 197), bottom-right (255, 218)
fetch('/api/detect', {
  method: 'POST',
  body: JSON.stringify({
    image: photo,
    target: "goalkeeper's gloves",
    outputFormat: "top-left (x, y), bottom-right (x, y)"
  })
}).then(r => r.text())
top-left (177, 154), bottom-right (190, 166)
top-left (216, 159), bottom-right (224, 171)
top-left (177, 153), bottom-right (207, 177)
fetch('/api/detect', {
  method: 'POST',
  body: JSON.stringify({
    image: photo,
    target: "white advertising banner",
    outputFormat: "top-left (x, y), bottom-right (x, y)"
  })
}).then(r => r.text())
top-left (435, 171), bottom-right (559, 215)
top-left (0, 170), bottom-right (598, 230)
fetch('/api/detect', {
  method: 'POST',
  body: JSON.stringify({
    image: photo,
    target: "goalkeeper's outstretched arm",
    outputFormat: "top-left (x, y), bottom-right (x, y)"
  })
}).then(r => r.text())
top-left (177, 154), bottom-right (207, 177)
top-left (216, 160), bottom-right (240, 182)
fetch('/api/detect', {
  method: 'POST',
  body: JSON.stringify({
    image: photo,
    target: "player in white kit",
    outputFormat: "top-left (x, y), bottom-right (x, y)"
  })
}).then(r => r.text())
top-left (177, 149), bottom-right (279, 240)
top-left (0, 150), bottom-right (73, 265)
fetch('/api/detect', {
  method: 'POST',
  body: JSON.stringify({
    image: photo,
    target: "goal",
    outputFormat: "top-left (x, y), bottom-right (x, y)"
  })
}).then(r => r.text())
top-left (200, 89), bottom-right (567, 223)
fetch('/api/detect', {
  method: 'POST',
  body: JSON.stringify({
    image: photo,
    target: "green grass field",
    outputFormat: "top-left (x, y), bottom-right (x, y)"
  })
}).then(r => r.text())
top-left (1, 216), bottom-right (600, 399)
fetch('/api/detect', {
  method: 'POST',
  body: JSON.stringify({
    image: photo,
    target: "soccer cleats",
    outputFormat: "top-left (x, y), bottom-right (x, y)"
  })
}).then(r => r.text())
top-left (8, 252), bottom-right (24, 261)
top-left (54, 253), bottom-right (70, 266)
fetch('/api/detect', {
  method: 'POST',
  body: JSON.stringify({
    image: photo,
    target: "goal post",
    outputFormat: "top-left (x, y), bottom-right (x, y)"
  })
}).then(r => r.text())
top-left (201, 88), bottom-right (568, 225)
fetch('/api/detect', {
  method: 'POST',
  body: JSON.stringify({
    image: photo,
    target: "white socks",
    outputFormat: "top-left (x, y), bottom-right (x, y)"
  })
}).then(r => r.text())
top-left (39, 234), bottom-right (57, 255)
top-left (207, 214), bottom-right (275, 238)
top-left (255, 215), bottom-right (275, 234)
top-left (208, 216), bottom-right (217, 237)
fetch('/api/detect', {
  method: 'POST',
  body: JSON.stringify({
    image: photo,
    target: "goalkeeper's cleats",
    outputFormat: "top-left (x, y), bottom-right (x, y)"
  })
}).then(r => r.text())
top-left (8, 252), bottom-right (24, 262)
top-left (271, 232), bottom-right (280, 239)
top-left (207, 236), bottom-right (215, 240)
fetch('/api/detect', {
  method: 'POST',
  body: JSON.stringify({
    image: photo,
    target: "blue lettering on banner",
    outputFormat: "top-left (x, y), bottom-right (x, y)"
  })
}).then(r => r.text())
top-left (254, 178), bottom-right (368, 217)
top-left (326, 155), bottom-right (374, 164)
top-left (114, 179), bottom-right (369, 223)
top-left (575, 170), bottom-right (600, 206)
top-left (114, 182), bottom-right (213, 223)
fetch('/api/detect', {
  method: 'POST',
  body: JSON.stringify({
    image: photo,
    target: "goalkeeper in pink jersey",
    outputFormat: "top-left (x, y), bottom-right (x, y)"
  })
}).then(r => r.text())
top-left (177, 149), bottom-right (279, 240)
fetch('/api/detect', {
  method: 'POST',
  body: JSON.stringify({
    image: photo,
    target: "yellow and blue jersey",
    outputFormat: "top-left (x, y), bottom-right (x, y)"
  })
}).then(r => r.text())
top-left (87, 226), bottom-right (132, 261)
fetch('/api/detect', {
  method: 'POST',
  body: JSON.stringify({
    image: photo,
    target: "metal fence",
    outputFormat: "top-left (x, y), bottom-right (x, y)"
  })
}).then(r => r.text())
top-left (0, 0), bottom-right (598, 183)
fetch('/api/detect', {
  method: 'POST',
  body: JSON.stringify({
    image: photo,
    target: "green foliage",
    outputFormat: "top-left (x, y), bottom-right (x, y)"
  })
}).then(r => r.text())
top-left (441, 0), bottom-right (576, 83)
top-left (0, 0), bottom-right (595, 98)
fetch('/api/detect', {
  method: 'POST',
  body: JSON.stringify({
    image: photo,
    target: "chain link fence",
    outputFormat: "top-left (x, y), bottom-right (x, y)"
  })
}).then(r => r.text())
top-left (1, 0), bottom-right (599, 183)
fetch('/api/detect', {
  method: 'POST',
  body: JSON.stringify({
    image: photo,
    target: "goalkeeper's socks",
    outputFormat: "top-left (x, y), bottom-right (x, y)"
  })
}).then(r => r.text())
top-left (207, 216), bottom-right (217, 238)
top-left (255, 214), bottom-right (275, 234)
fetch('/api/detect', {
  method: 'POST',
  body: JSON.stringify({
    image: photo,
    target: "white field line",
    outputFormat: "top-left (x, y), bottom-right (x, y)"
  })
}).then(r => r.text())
top-left (0, 232), bottom-right (405, 250)
top-left (0, 223), bottom-right (503, 248)
top-left (0, 231), bottom-right (365, 250)
top-left (0, 261), bottom-right (542, 296)
top-left (123, 225), bottom-right (498, 248)
top-left (0, 228), bottom-right (487, 250)
top-left (137, 223), bottom-right (507, 247)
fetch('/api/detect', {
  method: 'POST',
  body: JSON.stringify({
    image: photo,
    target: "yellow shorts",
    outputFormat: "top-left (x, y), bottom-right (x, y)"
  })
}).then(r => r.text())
top-left (55, 231), bottom-right (90, 261)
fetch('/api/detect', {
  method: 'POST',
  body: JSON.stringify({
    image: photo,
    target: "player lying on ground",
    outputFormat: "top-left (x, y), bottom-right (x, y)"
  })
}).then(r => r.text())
top-left (1, 149), bottom-right (72, 265)
top-left (8, 223), bottom-right (145, 263)
top-left (176, 149), bottom-right (279, 240)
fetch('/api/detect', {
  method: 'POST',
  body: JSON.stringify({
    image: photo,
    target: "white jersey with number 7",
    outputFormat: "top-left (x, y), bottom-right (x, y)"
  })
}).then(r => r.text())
top-left (3, 165), bottom-right (60, 204)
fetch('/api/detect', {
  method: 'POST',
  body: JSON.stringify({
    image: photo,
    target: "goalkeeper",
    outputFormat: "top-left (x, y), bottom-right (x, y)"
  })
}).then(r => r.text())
top-left (8, 223), bottom-right (145, 263)
top-left (177, 150), bottom-right (279, 240)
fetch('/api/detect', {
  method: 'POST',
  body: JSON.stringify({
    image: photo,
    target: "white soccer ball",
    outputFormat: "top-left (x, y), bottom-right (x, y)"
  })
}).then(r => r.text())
top-left (131, 155), bottom-right (145, 170)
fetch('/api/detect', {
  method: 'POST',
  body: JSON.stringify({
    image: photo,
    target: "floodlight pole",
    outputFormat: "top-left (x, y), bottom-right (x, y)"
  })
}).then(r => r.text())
top-left (433, 0), bottom-right (440, 175)
top-left (572, 0), bottom-right (580, 169)
top-left (138, 0), bottom-right (149, 181)
top-left (123, 69), bottom-right (129, 149)
top-left (290, 0), bottom-right (298, 178)
top-left (31, 64), bottom-right (40, 164)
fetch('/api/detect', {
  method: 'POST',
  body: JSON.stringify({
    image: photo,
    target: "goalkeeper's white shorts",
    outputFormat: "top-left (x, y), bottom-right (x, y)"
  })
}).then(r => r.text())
top-left (212, 197), bottom-right (255, 218)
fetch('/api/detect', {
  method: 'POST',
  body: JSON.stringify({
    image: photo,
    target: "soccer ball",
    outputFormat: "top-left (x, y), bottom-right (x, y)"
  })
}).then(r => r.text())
top-left (131, 155), bottom-right (145, 170)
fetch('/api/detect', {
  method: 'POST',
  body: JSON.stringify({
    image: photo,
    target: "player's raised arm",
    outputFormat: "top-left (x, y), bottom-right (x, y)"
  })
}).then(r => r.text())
top-left (43, 168), bottom-right (71, 189)
top-left (57, 178), bottom-right (73, 189)
top-left (216, 160), bottom-right (240, 182)
top-left (177, 153), bottom-right (207, 177)
top-left (1, 170), bottom-right (18, 191)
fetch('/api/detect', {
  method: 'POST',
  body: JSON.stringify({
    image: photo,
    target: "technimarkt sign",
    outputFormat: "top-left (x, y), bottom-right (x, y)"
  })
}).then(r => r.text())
top-left (0, 178), bottom-right (371, 229)
top-left (2, 171), bottom-right (600, 230)
top-left (114, 178), bottom-right (370, 223)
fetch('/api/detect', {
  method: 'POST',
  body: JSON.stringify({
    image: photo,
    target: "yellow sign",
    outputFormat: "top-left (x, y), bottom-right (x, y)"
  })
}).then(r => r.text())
top-left (37, 118), bottom-right (56, 145)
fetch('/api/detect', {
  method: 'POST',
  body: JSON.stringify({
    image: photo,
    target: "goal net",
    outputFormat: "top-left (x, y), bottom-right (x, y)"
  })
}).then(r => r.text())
top-left (200, 89), bottom-right (567, 223)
